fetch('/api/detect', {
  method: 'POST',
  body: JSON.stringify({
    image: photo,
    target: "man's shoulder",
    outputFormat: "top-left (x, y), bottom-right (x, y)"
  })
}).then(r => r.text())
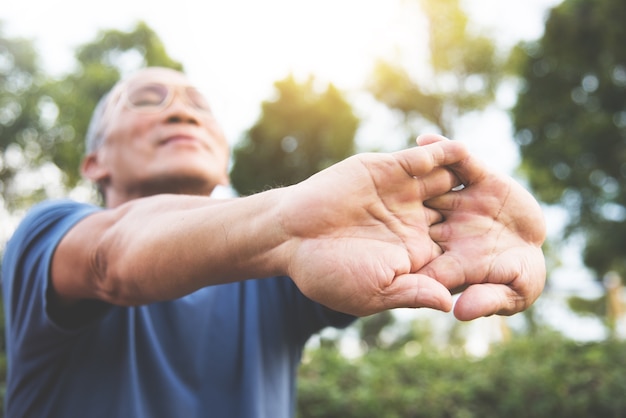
top-left (5, 199), bottom-right (100, 257)
top-left (19, 199), bottom-right (99, 230)
top-left (27, 198), bottom-right (100, 217)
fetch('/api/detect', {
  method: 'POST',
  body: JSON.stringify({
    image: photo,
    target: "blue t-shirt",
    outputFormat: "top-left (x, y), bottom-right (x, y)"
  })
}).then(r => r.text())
top-left (2, 200), bottom-right (355, 418)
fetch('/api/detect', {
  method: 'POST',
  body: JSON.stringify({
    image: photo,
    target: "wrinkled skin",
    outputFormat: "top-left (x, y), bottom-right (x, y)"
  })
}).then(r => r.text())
top-left (418, 135), bottom-right (547, 320)
top-left (281, 140), bottom-right (469, 316)
top-left (280, 134), bottom-right (546, 319)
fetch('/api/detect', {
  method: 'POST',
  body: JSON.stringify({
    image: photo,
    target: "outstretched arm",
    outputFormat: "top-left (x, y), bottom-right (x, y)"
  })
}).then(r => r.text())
top-left (52, 140), bottom-right (468, 317)
top-left (417, 134), bottom-right (547, 321)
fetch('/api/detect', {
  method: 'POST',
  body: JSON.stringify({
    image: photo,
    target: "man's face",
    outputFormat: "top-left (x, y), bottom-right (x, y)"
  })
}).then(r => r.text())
top-left (93, 68), bottom-right (230, 201)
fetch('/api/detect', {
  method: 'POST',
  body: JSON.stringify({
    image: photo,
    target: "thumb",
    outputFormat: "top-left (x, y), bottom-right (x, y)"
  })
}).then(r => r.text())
top-left (381, 273), bottom-right (453, 313)
top-left (416, 133), bottom-right (450, 146)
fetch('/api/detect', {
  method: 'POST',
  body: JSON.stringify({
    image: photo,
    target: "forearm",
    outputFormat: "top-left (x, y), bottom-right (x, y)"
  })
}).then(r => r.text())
top-left (54, 191), bottom-right (291, 306)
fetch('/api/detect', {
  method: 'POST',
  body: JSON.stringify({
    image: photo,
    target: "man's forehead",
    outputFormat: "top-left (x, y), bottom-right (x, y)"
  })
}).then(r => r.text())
top-left (99, 69), bottom-right (184, 123)
top-left (123, 67), bottom-right (192, 87)
top-left (102, 67), bottom-right (202, 119)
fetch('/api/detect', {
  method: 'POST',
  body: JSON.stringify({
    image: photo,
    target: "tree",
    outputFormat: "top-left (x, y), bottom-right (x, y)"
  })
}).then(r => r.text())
top-left (512, 0), bottom-right (626, 284)
top-left (368, 0), bottom-right (504, 142)
top-left (230, 75), bottom-right (359, 195)
top-left (0, 22), bottom-right (49, 210)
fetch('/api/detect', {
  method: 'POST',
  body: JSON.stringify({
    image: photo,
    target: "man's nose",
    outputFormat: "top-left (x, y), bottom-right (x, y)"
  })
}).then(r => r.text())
top-left (163, 94), bottom-right (201, 124)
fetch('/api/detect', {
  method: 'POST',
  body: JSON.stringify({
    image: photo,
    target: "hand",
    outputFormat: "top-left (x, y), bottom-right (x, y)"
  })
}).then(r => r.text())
top-left (279, 140), bottom-right (468, 316)
top-left (417, 134), bottom-right (547, 321)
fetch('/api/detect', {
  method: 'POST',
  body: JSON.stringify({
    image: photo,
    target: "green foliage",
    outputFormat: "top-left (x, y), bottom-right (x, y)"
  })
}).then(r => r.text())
top-left (230, 75), bottom-right (358, 195)
top-left (568, 295), bottom-right (606, 318)
top-left (298, 332), bottom-right (626, 417)
top-left (356, 311), bottom-right (395, 351)
top-left (512, 0), bottom-right (626, 280)
top-left (0, 24), bottom-right (41, 152)
top-left (0, 22), bottom-right (49, 210)
top-left (368, 0), bottom-right (503, 140)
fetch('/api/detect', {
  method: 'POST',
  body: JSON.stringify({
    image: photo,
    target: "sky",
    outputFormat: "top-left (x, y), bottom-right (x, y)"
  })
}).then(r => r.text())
top-left (4, 0), bottom-right (608, 345)
top-left (2, 0), bottom-right (561, 164)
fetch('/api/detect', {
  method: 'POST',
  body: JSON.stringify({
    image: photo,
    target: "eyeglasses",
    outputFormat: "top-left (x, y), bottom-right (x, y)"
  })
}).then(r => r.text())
top-left (121, 82), bottom-right (212, 113)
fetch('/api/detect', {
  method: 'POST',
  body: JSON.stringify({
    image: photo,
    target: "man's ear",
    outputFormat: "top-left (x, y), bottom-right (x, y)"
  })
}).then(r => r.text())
top-left (81, 152), bottom-right (109, 184)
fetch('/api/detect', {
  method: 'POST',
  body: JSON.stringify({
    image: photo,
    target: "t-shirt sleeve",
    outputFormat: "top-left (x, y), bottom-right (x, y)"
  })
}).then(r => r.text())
top-left (2, 200), bottom-right (102, 356)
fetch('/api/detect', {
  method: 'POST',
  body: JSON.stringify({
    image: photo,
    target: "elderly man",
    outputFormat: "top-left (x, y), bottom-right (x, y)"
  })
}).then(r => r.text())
top-left (2, 67), bottom-right (546, 417)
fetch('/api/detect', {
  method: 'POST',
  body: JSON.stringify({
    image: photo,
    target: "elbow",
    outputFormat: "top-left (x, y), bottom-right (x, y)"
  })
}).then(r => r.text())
top-left (90, 240), bottom-right (139, 307)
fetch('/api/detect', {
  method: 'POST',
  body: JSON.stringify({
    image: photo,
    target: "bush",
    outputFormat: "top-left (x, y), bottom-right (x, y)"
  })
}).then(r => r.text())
top-left (297, 333), bottom-right (626, 417)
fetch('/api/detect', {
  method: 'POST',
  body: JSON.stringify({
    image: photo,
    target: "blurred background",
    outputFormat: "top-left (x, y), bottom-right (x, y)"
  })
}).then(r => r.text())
top-left (2, 0), bottom-right (626, 416)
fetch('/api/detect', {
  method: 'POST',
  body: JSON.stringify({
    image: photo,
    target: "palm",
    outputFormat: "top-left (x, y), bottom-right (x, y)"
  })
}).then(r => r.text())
top-left (280, 142), bottom-right (468, 316)
top-left (423, 158), bottom-right (546, 320)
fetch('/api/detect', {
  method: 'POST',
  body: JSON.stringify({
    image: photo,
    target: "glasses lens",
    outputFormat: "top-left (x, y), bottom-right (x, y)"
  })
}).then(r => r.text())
top-left (127, 83), bottom-right (169, 108)
top-left (185, 87), bottom-right (212, 111)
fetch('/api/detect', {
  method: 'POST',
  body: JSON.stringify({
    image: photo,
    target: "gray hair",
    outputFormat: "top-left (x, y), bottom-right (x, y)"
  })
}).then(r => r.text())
top-left (85, 91), bottom-right (112, 154)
